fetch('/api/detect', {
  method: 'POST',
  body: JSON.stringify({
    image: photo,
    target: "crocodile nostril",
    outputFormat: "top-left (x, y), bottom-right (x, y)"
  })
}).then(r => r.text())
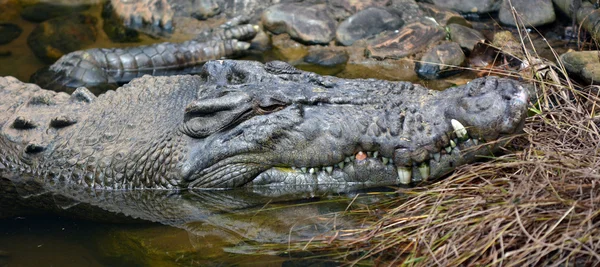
top-left (25, 143), bottom-right (46, 154)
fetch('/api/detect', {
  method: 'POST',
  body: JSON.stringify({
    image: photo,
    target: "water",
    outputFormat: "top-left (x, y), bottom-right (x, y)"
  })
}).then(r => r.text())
top-left (0, 183), bottom-right (394, 266)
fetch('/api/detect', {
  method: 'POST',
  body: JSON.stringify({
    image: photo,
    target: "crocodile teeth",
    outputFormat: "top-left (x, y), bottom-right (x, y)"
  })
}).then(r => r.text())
top-left (325, 166), bottom-right (333, 175)
top-left (450, 139), bottom-right (457, 148)
top-left (345, 157), bottom-right (351, 163)
top-left (451, 119), bottom-right (468, 139)
top-left (433, 153), bottom-right (441, 162)
top-left (338, 162), bottom-right (345, 169)
top-left (382, 157), bottom-right (389, 165)
top-left (445, 146), bottom-right (452, 153)
top-left (373, 151), bottom-right (379, 158)
top-left (473, 139), bottom-right (479, 145)
top-left (301, 167), bottom-right (307, 173)
top-left (309, 168), bottom-right (316, 174)
top-left (397, 167), bottom-right (412, 184)
top-left (418, 163), bottom-right (430, 181)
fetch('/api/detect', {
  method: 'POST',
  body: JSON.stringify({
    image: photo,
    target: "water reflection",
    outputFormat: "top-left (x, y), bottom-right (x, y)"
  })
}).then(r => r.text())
top-left (1, 175), bottom-right (396, 265)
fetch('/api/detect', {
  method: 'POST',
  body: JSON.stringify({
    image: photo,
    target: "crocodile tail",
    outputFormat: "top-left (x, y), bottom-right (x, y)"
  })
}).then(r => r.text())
top-left (30, 50), bottom-right (118, 94)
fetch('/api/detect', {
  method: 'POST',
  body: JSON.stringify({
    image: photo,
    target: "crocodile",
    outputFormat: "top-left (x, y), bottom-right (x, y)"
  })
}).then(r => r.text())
top-left (1, 59), bottom-right (528, 195)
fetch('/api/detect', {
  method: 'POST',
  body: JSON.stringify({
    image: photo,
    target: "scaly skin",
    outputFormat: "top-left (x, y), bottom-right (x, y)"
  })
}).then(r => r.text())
top-left (1, 60), bottom-right (529, 194)
top-left (30, 24), bottom-right (258, 93)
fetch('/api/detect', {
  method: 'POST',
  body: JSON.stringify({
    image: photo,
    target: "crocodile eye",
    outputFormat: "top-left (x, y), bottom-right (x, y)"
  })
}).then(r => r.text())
top-left (255, 97), bottom-right (288, 115)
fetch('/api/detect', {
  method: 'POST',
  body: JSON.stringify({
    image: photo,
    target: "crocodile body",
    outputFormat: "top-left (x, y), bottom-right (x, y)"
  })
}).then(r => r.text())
top-left (1, 60), bottom-right (528, 219)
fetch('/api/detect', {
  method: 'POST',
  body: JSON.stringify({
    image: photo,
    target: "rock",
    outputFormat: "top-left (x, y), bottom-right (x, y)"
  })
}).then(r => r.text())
top-left (249, 29), bottom-right (271, 51)
top-left (447, 24), bottom-right (485, 53)
top-left (299, 48), bottom-right (349, 76)
top-left (101, 2), bottom-right (140, 43)
top-left (418, 3), bottom-right (471, 27)
top-left (109, 0), bottom-right (175, 31)
top-left (271, 34), bottom-right (309, 62)
top-left (336, 7), bottom-right (403, 46)
top-left (0, 0), bottom-right (22, 21)
top-left (0, 23), bottom-right (22, 45)
top-left (415, 41), bottom-right (465, 80)
top-left (498, 0), bottom-right (555, 26)
top-left (183, 0), bottom-right (221, 20)
top-left (431, 0), bottom-right (502, 13)
top-left (365, 19), bottom-right (446, 59)
top-left (27, 14), bottom-right (97, 64)
top-left (262, 3), bottom-right (336, 44)
top-left (327, 0), bottom-right (391, 20)
top-left (389, 0), bottom-right (423, 24)
top-left (304, 48), bottom-right (349, 67)
top-left (492, 31), bottom-right (524, 60)
top-left (20, 2), bottom-right (90, 22)
top-left (553, 0), bottom-right (579, 19)
top-left (575, 2), bottom-right (600, 44)
top-left (339, 57), bottom-right (419, 81)
top-left (219, 0), bottom-right (280, 23)
top-left (560, 50), bottom-right (600, 84)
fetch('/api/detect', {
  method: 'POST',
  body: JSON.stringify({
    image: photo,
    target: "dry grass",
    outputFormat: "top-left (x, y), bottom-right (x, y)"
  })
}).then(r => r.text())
top-left (278, 5), bottom-right (600, 266)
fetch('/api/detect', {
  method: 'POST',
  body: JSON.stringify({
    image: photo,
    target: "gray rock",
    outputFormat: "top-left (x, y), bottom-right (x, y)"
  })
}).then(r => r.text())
top-left (365, 19), bottom-right (445, 59)
top-left (418, 3), bottom-right (471, 27)
top-left (552, 0), bottom-right (579, 19)
top-left (298, 48), bottom-right (349, 76)
top-left (220, 0), bottom-right (282, 22)
top-left (431, 0), bottom-right (501, 13)
top-left (415, 41), bottom-right (465, 80)
top-left (186, 0), bottom-right (221, 19)
top-left (447, 24), bottom-right (485, 52)
top-left (560, 50), bottom-right (600, 84)
top-left (389, 0), bottom-right (423, 24)
top-left (336, 7), bottom-right (403, 46)
top-left (27, 14), bottom-right (97, 64)
top-left (328, 0), bottom-right (391, 21)
top-left (0, 23), bottom-right (21, 45)
top-left (304, 48), bottom-right (349, 67)
top-left (262, 3), bottom-right (336, 44)
top-left (498, 0), bottom-right (556, 26)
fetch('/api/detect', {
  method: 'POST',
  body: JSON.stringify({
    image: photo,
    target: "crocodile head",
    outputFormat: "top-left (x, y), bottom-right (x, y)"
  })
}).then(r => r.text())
top-left (179, 60), bottom-right (529, 189)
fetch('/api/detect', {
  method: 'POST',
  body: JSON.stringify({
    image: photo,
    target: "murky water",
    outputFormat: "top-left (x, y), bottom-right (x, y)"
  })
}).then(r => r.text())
top-left (1, 180), bottom-right (396, 266)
